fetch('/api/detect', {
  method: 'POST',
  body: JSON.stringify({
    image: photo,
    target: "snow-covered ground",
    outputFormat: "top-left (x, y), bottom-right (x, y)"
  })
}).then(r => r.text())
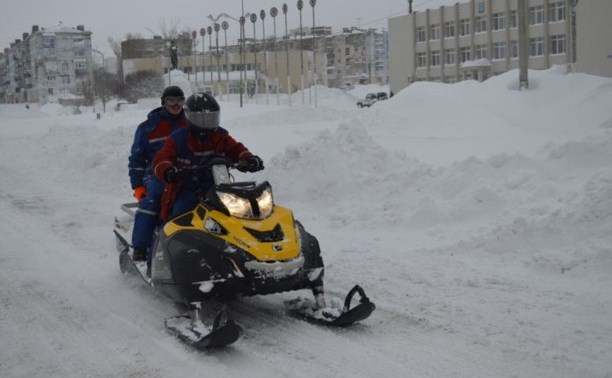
top-left (1, 67), bottom-right (611, 377)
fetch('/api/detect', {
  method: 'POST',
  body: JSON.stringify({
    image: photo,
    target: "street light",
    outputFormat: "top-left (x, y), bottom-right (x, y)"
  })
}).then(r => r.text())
top-left (260, 9), bottom-right (269, 104)
top-left (200, 28), bottom-right (206, 91)
top-left (207, 26), bottom-right (213, 88)
top-left (192, 30), bottom-right (198, 88)
top-left (214, 23), bottom-right (221, 98)
top-left (250, 13), bottom-right (258, 103)
top-left (91, 48), bottom-right (105, 113)
top-left (271, 6), bottom-right (280, 104)
top-left (297, 0), bottom-right (305, 104)
top-left (310, 0), bottom-right (318, 108)
top-left (222, 21), bottom-right (230, 99)
top-left (283, 3), bottom-right (291, 105)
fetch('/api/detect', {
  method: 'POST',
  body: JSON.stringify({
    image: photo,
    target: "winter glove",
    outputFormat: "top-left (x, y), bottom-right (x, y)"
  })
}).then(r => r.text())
top-left (133, 186), bottom-right (147, 201)
top-left (163, 166), bottom-right (188, 183)
top-left (237, 155), bottom-right (264, 173)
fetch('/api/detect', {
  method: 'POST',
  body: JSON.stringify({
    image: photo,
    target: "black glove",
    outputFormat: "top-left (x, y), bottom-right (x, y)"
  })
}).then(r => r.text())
top-left (164, 166), bottom-right (186, 183)
top-left (238, 155), bottom-right (264, 173)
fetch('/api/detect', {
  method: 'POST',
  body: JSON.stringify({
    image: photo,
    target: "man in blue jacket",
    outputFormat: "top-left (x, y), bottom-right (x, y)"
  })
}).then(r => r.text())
top-left (128, 86), bottom-right (189, 262)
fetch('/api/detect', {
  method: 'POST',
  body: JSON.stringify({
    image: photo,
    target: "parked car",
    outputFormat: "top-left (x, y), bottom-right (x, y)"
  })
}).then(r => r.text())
top-left (357, 93), bottom-right (378, 108)
top-left (376, 92), bottom-right (388, 100)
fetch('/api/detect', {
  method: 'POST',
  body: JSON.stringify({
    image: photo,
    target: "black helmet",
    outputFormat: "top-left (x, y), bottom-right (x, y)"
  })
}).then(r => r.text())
top-left (161, 86), bottom-right (184, 104)
top-left (183, 92), bottom-right (220, 130)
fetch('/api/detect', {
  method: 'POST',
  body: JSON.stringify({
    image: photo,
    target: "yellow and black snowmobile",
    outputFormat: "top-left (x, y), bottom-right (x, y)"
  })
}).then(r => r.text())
top-left (114, 157), bottom-right (375, 349)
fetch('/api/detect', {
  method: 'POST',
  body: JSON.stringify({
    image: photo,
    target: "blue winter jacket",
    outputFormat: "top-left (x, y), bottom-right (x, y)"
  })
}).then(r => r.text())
top-left (128, 107), bottom-right (188, 189)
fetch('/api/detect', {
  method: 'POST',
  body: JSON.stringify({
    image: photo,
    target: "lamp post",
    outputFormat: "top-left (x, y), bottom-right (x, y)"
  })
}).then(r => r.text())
top-left (200, 28), bottom-right (206, 91)
top-left (297, 0), bottom-right (305, 104)
top-left (250, 13), bottom-right (259, 103)
top-left (214, 23), bottom-right (221, 98)
top-left (207, 26), bottom-right (213, 89)
top-left (222, 21), bottom-right (230, 99)
top-left (192, 30), bottom-right (198, 88)
top-left (240, 16), bottom-right (246, 106)
top-left (271, 6), bottom-right (280, 104)
top-left (283, 3), bottom-right (291, 105)
top-left (92, 48), bottom-right (105, 113)
top-left (260, 9), bottom-right (269, 104)
top-left (310, 0), bottom-right (318, 108)
top-left (518, 0), bottom-right (528, 90)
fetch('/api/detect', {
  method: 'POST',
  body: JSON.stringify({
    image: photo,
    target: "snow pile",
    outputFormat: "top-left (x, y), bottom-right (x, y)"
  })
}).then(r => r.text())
top-left (1, 67), bottom-right (611, 378)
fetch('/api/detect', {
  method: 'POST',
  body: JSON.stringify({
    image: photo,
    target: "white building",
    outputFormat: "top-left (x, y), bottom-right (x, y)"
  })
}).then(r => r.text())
top-left (389, 0), bottom-right (612, 94)
top-left (1, 24), bottom-right (93, 104)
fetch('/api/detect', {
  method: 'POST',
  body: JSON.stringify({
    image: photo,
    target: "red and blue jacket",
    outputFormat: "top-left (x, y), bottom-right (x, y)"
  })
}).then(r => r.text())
top-left (128, 107), bottom-right (188, 189)
top-left (153, 126), bottom-right (253, 220)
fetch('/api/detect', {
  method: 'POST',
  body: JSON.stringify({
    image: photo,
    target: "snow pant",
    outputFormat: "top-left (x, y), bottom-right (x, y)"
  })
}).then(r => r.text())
top-left (168, 189), bottom-right (200, 220)
top-left (131, 174), bottom-right (165, 255)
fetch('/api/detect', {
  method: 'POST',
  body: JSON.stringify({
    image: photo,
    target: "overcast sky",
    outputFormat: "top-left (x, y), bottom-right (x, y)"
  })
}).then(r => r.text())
top-left (1, 0), bottom-right (454, 57)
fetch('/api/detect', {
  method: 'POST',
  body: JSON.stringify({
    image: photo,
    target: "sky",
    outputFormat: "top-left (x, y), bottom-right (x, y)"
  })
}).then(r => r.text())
top-left (1, 66), bottom-right (611, 377)
top-left (1, 0), bottom-right (458, 57)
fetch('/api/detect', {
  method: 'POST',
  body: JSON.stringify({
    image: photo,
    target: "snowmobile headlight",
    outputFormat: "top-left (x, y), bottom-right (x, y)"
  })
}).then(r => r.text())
top-left (256, 188), bottom-right (274, 218)
top-left (218, 192), bottom-right (254, 219)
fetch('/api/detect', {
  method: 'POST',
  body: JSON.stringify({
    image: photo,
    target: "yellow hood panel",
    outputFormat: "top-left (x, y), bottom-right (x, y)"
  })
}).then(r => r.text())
top-left (162, 205), bottom-right (300, 262)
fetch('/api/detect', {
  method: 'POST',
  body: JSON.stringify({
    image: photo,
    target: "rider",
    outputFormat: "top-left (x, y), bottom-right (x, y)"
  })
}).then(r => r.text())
top-left (153, 92), bottom-right (264, 221)
top-left (128, 86), bottom-right (189, 261)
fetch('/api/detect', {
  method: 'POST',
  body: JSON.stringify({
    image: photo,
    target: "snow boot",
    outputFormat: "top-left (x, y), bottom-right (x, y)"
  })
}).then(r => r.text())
top-left (132, 248), bottom-right (147, 262)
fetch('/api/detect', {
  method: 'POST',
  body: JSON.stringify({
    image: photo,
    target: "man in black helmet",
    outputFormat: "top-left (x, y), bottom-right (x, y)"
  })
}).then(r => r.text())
top-left (153, 92), bottom-right (264, 221)
top-left (128, 85), bottom-right (189, 262)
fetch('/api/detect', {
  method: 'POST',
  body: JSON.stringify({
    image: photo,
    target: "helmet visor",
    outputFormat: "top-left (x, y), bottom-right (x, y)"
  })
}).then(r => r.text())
top-left (185, 109), bottom-right (220, 130)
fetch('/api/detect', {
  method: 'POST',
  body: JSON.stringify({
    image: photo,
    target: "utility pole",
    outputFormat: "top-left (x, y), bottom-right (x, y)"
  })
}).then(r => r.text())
top-left (518, 0), bottom-right (529, 90)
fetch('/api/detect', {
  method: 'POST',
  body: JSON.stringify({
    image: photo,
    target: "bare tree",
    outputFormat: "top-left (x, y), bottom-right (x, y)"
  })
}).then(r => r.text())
top-left (147, 18), bottom-right (180, 40)
top-left (107, 37), bottom-right (124, 82)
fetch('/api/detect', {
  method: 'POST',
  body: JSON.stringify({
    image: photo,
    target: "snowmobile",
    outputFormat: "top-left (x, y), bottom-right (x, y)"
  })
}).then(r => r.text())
top-left (114, 157), bottom-right (375, 349)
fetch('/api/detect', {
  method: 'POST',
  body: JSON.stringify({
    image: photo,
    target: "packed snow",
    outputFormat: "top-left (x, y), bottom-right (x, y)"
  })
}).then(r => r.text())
top-left (1, 67), bottom-right (611, 377)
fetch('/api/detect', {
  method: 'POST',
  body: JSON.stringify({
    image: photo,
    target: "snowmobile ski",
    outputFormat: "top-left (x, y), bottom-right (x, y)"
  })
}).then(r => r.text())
top-left (285, 285), bottom-right (375, 326)
top-left (164, 309), bottom-right (240, 349)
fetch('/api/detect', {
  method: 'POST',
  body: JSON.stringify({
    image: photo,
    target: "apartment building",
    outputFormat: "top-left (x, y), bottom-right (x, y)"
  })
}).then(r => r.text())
top-left (120, 26), bottom-right (388, 94)
top-left (389, 0), bottom-right (612, 94)
top-left (1, 24), bottom-right (93, 104)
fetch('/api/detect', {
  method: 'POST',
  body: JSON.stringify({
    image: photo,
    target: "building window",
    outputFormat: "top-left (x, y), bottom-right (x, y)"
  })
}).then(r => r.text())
top-left (75, 60), bottom-right (87, 69)
top-left (475, 44), bottom-right (488, 59)
top-left (416, 26), bottom-right (426, 42)
top-left (44, 48), bottom-right (55, 56)
top-left (459, 19), bottom-right (470, 36)
top-left (530, 37), bottom-right (544, 56)
top-left (48, 88), bottom-right (54, 95)
top-left (62, 63), bottom-right (69, 72)
top-left (75, 50), bottom-right (85, 57)
top-left (475, 16), bottom-right (487, 33)
top-left (510, 40), bottom-right (519, 58)
top-left (430, 24), bottom-right (440, 40)
top-left (345, 47), bottom-right (350, 56)
top-left (61, 75), bottom-right (70, 84)
top-left (509, 10), bottom-right (518, 28)
top-left (493, 12), bottom-right (505, 30)
top-left (444, 49), bottom-right (455, 65)
top-left (430, 51), bottom-right (441, 66)
top-left (459, 46), bottom-right (471, 63)
top-left (549, 2), bottom-right (566, 22)
top-left (478, 1), bottom-right (485, 13)
top-left (444, 21), bottom-right (455, 38)
top-left (47, 75), bottom-right (56, 81)
top-left (493, 42), bottom-right (506, 60)
top-left (550, 34), bottom-right (566, 54)
top-left (417, 52), bottom-right (427, 67)
top-left (530, 6), bottom-right (544, 25)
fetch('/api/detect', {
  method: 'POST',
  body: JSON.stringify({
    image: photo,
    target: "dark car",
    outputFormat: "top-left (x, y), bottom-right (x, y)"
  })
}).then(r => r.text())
top-left (377, 92), bottom-right (388, 100)
top-left (357, 93), bottom-right (378, 108)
